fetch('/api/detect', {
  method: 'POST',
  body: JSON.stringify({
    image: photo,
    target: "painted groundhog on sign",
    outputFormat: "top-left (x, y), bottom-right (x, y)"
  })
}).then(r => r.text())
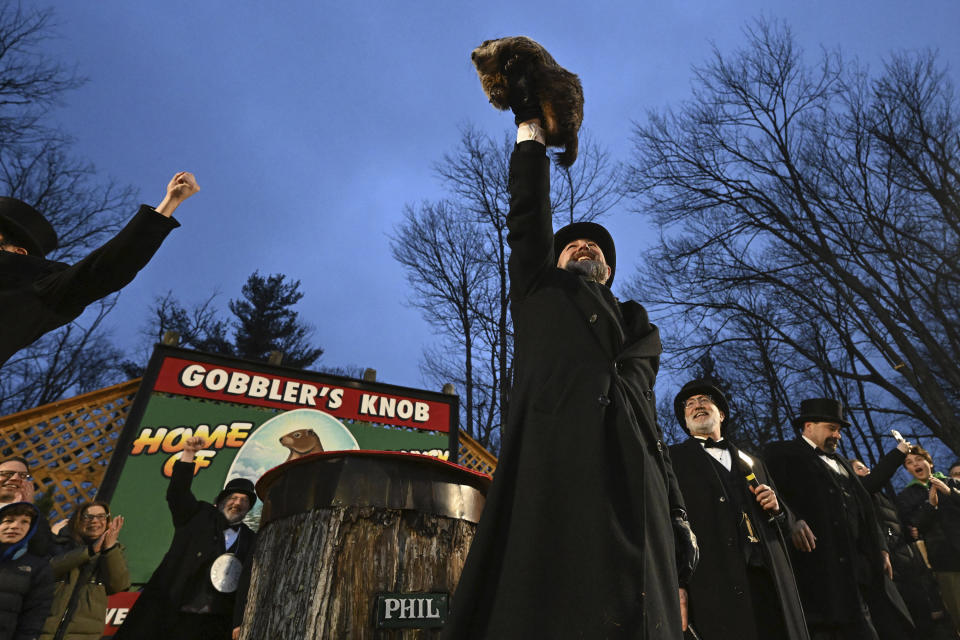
top-left (279, 428), bottom-right (325, 461)
top-left (471, 35), bottom-right (583, 167)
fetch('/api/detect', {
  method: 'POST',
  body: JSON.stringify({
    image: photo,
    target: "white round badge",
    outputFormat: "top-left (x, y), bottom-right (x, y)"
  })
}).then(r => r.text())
top-left (210, 553), bottom-right (243, 593)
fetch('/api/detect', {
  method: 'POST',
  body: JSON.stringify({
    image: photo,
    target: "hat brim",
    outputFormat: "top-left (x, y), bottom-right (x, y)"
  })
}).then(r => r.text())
top-left (792, 414), bottom-right (851, 430)
top-left (0, 198), bottom-right (56, 256)
top-left (215, 488), bottom-right (257, 508)
top-left (553, 221), bottom-right (616, 286)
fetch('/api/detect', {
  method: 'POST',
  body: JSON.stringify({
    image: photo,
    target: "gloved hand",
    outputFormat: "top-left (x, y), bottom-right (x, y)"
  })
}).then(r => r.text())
top-left (504, 56), bottom-right (542, 125)
top-left (672, 510), bottom-right (699, 587)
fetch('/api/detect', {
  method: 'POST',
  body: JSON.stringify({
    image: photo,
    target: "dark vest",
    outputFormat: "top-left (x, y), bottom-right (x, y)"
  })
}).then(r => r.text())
top-left (706, 454), bottom-right (765, 567)
top-left (827, 461), bottom-right (872, 584)
top-left (179, 533), bottom-right (240, 615)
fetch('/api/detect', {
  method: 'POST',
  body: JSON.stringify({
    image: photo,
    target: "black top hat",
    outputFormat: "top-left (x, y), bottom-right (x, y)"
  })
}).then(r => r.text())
top-left (0, 197), bottom-right (57, 256)
top-left (792, 398), bottom-right (851, 431)
top-left (673, 379), bottom-right (730, 436)
top-left (215, 477), bottom-right (257, 508)
top-left (553, 221), bottom-right (616, 286)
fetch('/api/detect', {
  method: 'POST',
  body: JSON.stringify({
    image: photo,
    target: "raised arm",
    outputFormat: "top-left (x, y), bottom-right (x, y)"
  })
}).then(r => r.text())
top-left (166, 436), bottom-right (205, 527)
top-left (34, 171), bottom-right (199, 314)
top-left (858, 442), bottom-right (909, 494)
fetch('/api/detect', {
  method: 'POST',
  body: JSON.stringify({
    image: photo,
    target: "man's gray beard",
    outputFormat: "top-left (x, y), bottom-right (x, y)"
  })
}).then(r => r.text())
top-left (688, 419), bottom-right (718, 437)
top-left (564, 259), bottom-right (607, 284)
top-left (220, 504), bottom-right (245, 525)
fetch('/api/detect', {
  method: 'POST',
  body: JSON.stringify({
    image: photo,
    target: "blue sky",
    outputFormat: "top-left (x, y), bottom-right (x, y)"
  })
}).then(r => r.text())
top-left (43, 0), bottom-right (960, 391)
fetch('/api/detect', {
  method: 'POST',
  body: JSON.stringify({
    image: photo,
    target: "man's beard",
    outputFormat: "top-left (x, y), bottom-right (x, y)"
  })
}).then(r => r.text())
top-left (687, 416), bottom-right (718, 436)
top-left (0, 485), bottom-right (18, 502)
top-left (822, 437), bottom-right (839, 453)
top-left (564, 259), bottom-right (607, 284)
top-left (220, 504), bottom-right (245, 525)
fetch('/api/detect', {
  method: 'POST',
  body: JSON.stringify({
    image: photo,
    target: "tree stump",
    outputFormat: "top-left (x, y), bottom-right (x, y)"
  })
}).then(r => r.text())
top-left (241, 451), bottom-right (489, 639)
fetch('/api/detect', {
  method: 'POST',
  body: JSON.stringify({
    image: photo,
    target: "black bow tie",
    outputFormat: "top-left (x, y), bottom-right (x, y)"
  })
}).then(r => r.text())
top-left (815, 448), bottom-right (837, 459)
top-left (702, 439), bottom-right (729, 450)
top-left (226, 524), bottom-right (241, 532)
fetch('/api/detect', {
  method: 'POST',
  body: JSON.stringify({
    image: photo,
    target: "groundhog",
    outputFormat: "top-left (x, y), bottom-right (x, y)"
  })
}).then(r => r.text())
top-left (279, 428), bottom-right (324, 461)
top-left (471, 36), bottom-right (583, 167)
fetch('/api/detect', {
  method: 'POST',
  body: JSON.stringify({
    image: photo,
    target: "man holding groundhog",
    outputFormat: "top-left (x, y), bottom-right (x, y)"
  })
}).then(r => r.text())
top-left (443, 56), bottom-right (696, 639)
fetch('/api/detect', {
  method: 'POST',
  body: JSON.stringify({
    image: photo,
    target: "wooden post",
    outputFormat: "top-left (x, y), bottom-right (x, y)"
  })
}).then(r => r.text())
top-left (240, 452), bottom-right (489, 639)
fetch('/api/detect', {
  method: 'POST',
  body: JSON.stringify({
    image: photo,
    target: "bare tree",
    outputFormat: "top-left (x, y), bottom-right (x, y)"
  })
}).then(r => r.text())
top-left (0, 4), bottom-right (81, 145)
top-left (0, 5), bottom-right (138, 414)
top-left (624, 19), bottom-right (960, 459)
top-left (392, 200), bottom-right (497, 446)
top-left (393, 124), bottom-right (623, 451)
top-left (0, 299), bottom-right (124, 412)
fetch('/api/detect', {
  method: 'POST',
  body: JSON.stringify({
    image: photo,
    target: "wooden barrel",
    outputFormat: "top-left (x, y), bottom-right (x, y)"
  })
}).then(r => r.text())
top-left (240, 451), bottom-right (490, 639)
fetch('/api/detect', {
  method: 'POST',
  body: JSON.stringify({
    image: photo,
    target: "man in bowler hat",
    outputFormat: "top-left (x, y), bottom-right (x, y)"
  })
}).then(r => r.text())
top-left (115, 436), bottom-right (256, 640)
top-left (0, 171), bottom-right (199, 366)
top-left (764, 398), bottom-right (891, 639)
top-left (669, 380), bottom-right (808, 640)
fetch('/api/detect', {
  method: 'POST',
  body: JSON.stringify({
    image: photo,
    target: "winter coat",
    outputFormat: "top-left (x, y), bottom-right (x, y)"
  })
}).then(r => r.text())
top-left (852, 448), bottom-right (918, 638)
top-left (113, 462), bottom-right (255, 640)
top-left (897, 474), bottom-right (960, 572)
top-left (764, 438), bottom-right (888, 626)
top-left (857, 448), bottom-right (918, 574)
top-left (669, 438), bottom-right (808, 640)
top-left (39, 536), bottom-right (129, 640)
top-left (441, 141), bottom-right (686, 639)
top-left (0, 503), bottom-right (54, 640)
top-left (0, 206), bottom-right (178, 365)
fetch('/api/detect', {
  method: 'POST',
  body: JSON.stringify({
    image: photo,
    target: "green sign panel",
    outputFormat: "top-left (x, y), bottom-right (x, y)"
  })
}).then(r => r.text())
top-left (99, 346), bottom-right (458, 584)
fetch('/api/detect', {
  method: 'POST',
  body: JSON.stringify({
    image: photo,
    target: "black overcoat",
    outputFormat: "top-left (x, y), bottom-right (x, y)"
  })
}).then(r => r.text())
top-left (114, 461), bottom-right (255, 640)
top-left (669, 438), bottom-right (808, 640)
top-left (0, 206), bottom-right (178, 366)
top-left (442, 142), bottom-right (685, 639)
top-left (0, 512), bottom-right (53, 640)
top-left (764, 438), bottom-right (887, 626)
top-left (897, 475), bottom-right (960, 571)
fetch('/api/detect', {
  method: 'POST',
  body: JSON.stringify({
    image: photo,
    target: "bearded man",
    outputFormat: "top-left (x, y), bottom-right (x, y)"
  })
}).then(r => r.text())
top-left (668, 380), bottom-right (808, 640)
top-left (765, 398), bottom-right (891, 640)
top-left (441, 62), bottom-right (696, 639)
top-left (115, 436), bottom-right (256, 640)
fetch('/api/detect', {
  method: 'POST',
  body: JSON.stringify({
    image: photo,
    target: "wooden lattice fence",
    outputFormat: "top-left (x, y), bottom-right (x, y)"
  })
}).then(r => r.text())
top-left (457, 429), bottom-right (498, 476)
top-left (0, 379), bottom-right (497, 524)
top-left (0, 379), bottom-right (140, 524)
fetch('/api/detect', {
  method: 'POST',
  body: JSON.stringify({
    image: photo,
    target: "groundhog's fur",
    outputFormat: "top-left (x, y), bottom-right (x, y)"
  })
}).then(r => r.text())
top-left (471, 36), bottom-right (583, 167)
top-left (279, 428), bottom-right (324, 461)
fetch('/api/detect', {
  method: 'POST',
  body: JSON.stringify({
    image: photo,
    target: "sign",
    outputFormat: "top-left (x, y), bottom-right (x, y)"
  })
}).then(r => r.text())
top-left (375, 593), bottom-right (448, 629)
top-left (98, 345), bottom-right (459, 585)
top-left (103, 591), bottom-right (140, 636)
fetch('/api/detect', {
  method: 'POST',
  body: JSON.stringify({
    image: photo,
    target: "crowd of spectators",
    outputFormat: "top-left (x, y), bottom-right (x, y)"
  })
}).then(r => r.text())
top-left (0, 446), bottom-right (254, 640)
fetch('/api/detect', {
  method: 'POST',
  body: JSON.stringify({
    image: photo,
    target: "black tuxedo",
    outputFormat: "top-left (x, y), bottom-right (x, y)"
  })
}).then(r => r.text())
top-left (0, 206), bottom-right (178, 366)
top-left (115, 461), bottom-right (256, 640)
top-left (442, 141), bottom-right (685, 639)
top-left (670, 438), bottom-right (808, 640)
top-left (764, 438), bottom-right (885, 637)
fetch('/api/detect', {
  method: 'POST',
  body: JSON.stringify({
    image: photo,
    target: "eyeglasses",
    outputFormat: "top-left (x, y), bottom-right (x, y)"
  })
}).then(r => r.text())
top-left (81, 513), bottom-right (108, 522)
top-left (0, 471), bottom-right (31, 481)
top-left (683, 395), bottom-right (714, 410)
